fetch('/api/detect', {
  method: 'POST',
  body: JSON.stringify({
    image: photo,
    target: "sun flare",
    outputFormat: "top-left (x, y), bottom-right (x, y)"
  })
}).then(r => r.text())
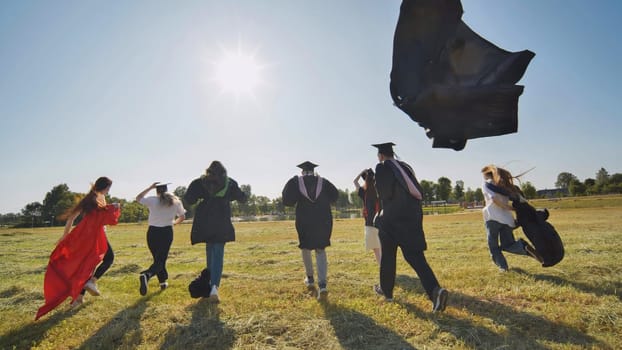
top-left (212, 48), bottom-right (265, 98)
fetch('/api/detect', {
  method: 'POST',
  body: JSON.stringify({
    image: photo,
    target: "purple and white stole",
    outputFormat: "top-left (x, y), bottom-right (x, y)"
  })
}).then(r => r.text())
top-left (387, 159), bottom-right (422, 200)
top-left (298, 175), bottom-right (323, 203)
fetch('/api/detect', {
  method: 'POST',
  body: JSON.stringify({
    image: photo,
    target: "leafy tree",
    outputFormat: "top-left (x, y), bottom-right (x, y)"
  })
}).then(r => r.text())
top-left (255, 196), bottom-right (271, 215)
top-left (174, 186), bottom-right (187, 199)
top-left (473, 188), bottom-right (484, 203)
top-left (238, 185), bottom-right (256, 216)
top-left (349, 190), bottom-right (363, 208)
top-left (610, 173), bottom-right (622, 185)
top-left (336, 189), bottom-right (351, 210)
top-left (555, 172), bottom-right (578, 189)
top-left (271, 197), bottom-right (284, 214)
top-left (119, 201), bottom-right (149, 223)
top-left (21, 202), bottom-right (43, 227)
top-left (42, 184), bottom-right (76, 226)
top-left (520, 182), bottom-right (537, 199)
top-left (452, 180), bottom-right (464, 202)
top-left (596, 167), bottom-right (609, 186)
top-left (568, 179), bottom-right (586, 196)
top-left (419, 180), bottom-right (435, 204)
top-left (464, 188), bottom-right (475, 203)
top-left (0, 212), bottom-right (20, 226)
top-left (436, 177), bottom-right (452, 201)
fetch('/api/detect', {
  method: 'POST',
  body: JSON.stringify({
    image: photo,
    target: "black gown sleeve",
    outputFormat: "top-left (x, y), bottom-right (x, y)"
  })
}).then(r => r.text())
top-left (322, 179), bottom-right (339, 203)
top-left (282, 176), bottom-right (300, 207)
top-left (184, 179), bottom-right (204, 205)
top-left (227, 178), bottom-right (247, 203)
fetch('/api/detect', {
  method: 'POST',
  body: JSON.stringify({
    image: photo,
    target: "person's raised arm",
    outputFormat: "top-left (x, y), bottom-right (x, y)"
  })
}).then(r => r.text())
top-left (136, 182), bottom-right (158, 202)
top-left (353, 170), bottom-right (365, 191)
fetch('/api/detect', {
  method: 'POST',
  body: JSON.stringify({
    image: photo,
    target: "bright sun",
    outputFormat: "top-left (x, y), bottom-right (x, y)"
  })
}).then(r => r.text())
top-left (212, 48), bottom-right (264, 98)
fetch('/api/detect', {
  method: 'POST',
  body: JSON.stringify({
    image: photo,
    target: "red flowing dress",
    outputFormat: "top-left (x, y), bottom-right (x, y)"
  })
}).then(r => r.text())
top-left (35, 204), bottom-right (120, 320)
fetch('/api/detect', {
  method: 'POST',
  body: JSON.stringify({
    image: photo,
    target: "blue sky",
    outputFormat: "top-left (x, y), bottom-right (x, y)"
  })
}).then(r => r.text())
top-left (1, 0), bottom-right (620, 214)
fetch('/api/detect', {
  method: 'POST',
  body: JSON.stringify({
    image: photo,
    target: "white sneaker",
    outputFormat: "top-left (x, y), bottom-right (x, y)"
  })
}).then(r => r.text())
top-left (317, 287), bottom-right (328, 301)
top-left (209, 285), bottom-right (219, 303)
top-left (84, 279), bottom-right (100, 296)
top-left (304, 276), bottom-right (315, 288)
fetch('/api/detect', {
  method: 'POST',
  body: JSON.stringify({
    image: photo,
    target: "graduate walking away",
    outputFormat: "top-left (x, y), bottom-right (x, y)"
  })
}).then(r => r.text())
top-left (282, 161), bottom-right (338, 300)
top-left (372, 143), bottom-right (448, 312)
top-left (36, 177), bottom-right (121, 320)
top-left (481, 165), bottom-right (543, 272)
top-left (184, 161), bottom-right (247, 303)
top-left (136, 182), bottom-right (186, 295)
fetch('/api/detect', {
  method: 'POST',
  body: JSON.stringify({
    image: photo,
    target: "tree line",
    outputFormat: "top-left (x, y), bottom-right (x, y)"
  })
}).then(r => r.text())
top-left (2, 167), bottom-right (619, 227)
top-left (554, 167), bottom-right (622, 196)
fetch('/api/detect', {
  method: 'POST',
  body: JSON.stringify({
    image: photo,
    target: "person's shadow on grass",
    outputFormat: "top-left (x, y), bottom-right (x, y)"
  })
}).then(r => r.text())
top-left (0, 286), bottom-right (77, 349)
top-left (396, 275), bottom-right (604, 349)
top-left (512, 267), bottom-right (622, 301)
top-left (319, 299), bottom-right (419, 350)
top-left (159, 298), bottom-right (235, 350)
top-left (76, 292), bottom-right (158, 349)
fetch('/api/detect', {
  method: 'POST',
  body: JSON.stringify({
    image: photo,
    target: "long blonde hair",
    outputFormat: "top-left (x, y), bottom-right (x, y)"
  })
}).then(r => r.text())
top-left (481, 165), bottom-right (519, 195)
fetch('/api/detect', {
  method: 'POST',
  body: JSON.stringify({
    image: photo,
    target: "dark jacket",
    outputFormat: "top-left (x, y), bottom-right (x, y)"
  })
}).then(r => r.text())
top-left (374, 160), bottom-right (427, 250)
top-left (282, 175), bottom-right (338, 249)
top-left (184, 177), bottom-right (246, 245)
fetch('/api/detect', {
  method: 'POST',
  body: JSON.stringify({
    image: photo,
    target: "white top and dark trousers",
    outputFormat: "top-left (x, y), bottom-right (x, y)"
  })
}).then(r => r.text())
top-left (482, 180), bottom-right (529, 270)
top-left (139, 197), bottom-right (186, 283)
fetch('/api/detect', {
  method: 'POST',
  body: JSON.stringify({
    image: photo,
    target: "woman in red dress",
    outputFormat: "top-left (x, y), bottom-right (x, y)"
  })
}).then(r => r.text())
top-left (36, 177), bottom-right (121, 320)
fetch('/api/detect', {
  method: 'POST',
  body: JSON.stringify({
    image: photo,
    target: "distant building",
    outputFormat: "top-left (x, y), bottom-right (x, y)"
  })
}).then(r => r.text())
top-left (537, 188), bottom-right (568, 198)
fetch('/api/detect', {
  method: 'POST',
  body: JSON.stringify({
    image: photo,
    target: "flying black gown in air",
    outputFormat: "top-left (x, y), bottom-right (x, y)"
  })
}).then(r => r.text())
top-left (390, 0), bottom-right (535, 150)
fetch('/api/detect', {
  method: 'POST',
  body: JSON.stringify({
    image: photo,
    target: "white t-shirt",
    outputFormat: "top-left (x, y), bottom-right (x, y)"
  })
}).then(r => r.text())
top-left (482, 181), bottom-right (515, 227)
top-left (139, 196), bottom-right (186, 227)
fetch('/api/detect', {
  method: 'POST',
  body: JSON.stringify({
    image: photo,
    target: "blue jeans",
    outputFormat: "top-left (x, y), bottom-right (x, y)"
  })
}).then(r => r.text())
top-left (486, 220), bottom-right (527, 269)
top-left (206, 243), bottom-right (225, 287)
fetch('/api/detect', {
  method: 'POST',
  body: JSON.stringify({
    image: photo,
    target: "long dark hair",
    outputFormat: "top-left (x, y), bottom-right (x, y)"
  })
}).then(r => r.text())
top-left (362, 169), bottom-right (377, 202)
top-left (59, 176), bottom-right (112, 219)
top-left (202, 161), bottom-right (227, 195)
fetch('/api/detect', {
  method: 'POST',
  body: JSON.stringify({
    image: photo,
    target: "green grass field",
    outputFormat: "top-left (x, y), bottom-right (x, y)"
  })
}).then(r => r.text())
top-left (1, 196), bottom-right (621, 349)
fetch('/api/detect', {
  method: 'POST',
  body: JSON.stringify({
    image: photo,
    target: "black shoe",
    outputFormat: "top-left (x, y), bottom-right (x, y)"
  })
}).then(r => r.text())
top-left (432, 287), bottom-right (448, 313)
top-left (160, 281), bottom-right (168, 290)
top-left (139, 273), bottom-right (148, 296)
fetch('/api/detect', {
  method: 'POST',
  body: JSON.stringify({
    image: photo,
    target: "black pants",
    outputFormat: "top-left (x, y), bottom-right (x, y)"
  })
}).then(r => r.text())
top-left (379, 230), bottom-right (439, 300)
top-left (141, 226), bottom-right (173, 283)
top-left (81, 239), bottom-right (114, 295)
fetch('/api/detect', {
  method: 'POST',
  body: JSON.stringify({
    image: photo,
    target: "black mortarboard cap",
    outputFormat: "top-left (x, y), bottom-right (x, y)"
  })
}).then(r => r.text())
top-left (297, 161), bottom-right (318, 171)
top-left (372, 142), bottom-right (396, 155)
top-left (155, 182), bottom-right (171, 192)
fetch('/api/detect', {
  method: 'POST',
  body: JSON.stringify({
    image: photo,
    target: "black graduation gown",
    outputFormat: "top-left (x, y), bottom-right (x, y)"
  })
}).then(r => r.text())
top-left (282, 175), bottom-right (338, 249)
top-left (390, 0), bottom-right (535, 150)
top-left (184, 177), bottom-right (246, 245)
top-left (374, 160), bottom-right (427, 251)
